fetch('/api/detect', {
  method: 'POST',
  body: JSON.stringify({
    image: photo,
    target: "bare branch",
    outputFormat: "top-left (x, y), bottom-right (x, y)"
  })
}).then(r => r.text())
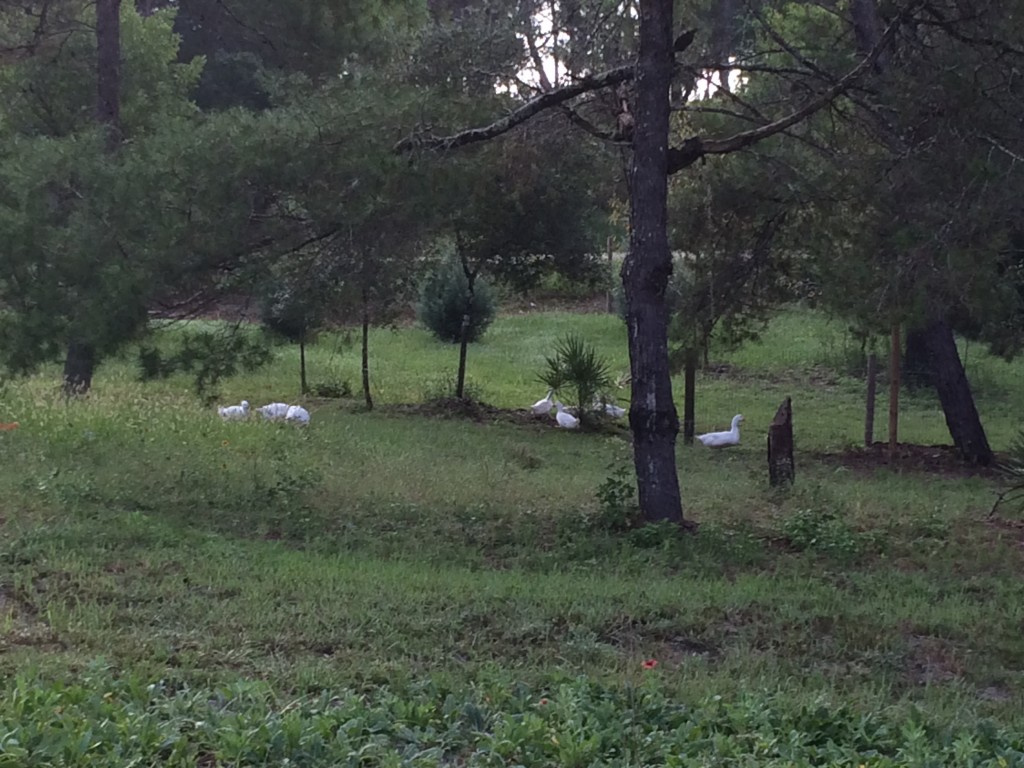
top-left (667, 1), bottom-right (918, 173)
top-left (559, 104), bottom-right (624, 144)
top-left (982, 135), bottom-right (1024, 165)
top-left (394, 64), bottom-right (635, 153)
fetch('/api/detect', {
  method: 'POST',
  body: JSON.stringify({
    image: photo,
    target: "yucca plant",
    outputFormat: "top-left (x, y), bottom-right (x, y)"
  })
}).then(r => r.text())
top-left (993, 429), bottom-right (1024, 516)
top-left (538, 334), bottom-right (613, 425)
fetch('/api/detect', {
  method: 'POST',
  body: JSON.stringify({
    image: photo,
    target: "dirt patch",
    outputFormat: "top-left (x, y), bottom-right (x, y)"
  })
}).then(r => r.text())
top-left (0, 586), bottom-right (62, 650)
top-left (379, 398), bottom-right (631, 435)
top-left (813, 442), bottom-right (1004, 479)
top-left (905, 634), bottom-right (966, 685)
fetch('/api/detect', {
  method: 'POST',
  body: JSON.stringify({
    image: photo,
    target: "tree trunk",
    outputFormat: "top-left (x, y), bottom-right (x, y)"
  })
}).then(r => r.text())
top-left (903, 325), bottom-right (931, 390)
top-left (455, 272), bottom-right (475, 400)
top-left (606, 235), bottom-right (615, 313)
top-left (920, 317), bottom-right (993, 465)
top-left (361, 287), bottom-right (374, 411)
top-left (62, 0), bottom-right (121, 397)
top-left (96, 0), bottom-right (122, 149)
top-left (622, 0), bottom-right (692, 529)
top-left (864, 352), bottom-right (877, 447)
top-left (682, 347), bottom-right (697, 445)
top-left (299, 334), bottom-right (308, 395)
top-left (888, 322), bottom-right (900, 461)
top-left (767, 397), bottom-right (795, 487)
top-left (62, 342), bottom-right (96, 398)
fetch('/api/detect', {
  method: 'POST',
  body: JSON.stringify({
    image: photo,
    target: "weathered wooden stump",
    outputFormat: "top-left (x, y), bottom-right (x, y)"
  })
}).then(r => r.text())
top-left (767, 397), bottom-right (795, 487)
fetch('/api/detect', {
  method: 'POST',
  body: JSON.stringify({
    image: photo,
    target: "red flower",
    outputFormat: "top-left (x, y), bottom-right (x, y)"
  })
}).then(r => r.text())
top-left (642, 659), bottom-right (658, 670)
top-left (538, 698), bottom-right (549, 706)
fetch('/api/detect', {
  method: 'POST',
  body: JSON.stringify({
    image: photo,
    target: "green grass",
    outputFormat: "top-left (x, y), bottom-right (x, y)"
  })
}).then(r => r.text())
top-left (2, 305), bottom-right (1024, 764)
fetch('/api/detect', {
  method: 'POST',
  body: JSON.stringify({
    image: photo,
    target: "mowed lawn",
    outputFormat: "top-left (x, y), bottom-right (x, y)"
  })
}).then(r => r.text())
top-left (2, 305), bottom-right (1024, 764)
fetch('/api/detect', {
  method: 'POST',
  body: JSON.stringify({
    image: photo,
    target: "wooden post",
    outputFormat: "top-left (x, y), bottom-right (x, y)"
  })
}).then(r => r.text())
top-left (865, 352), bottom-right (877, 447)
top-left (767, 397), bottom-right (795, 487)
top-left (682, 347), bottom-right (696, 445)
top-left (606, 235), bottom-right (615, 313)
top-left (889, 322), bottom-right (900, 462)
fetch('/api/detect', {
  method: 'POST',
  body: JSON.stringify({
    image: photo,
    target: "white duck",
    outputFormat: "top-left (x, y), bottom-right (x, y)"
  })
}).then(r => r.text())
top-left (531, 389), bottom-right (555, 415)
top-left (285, 405), bottom-right (310, 426)
top-left (553, 401), bottom-right (579, 430)
top-left (218, 400), bottom-right (250, 421)
top-left (258, 402), bottom-right (290, 421)
top-left (593, 397), bottom-right (627, 419)
top-left (604, 403), bottom-right (627, 418)
top-left (697, 414), bottom-right (744, 448)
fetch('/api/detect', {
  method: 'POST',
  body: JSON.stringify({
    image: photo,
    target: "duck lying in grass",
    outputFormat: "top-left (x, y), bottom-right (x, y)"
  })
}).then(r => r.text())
top-left (697, 414), bottom-right (744, 447)
top-left (553, 401), bottom-right (579, 429)
top-left (285, 405), bottom-right (311, 426)
top-left (218, 401), bottom-right (250, 421)
top-left (258, 402), bottom-right (290, 421)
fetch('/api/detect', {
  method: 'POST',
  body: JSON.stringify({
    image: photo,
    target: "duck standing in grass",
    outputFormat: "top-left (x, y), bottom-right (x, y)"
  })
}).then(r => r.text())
top-left (531, 390), bottom-right (554, 415)
top-left (697, 414), bottom-right (744, 447)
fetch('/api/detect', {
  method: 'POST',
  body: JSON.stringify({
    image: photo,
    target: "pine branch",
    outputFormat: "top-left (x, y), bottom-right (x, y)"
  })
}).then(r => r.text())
top-left (394, 64), bottom-right (635, 153)
top-left (667, 1), bottom-right (918, 173)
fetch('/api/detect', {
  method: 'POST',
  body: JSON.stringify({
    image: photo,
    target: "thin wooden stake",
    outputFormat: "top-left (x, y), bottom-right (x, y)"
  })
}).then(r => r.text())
top-left (865, 352), bottom-right (877, 447)
top-left (889, 323), bottom-right (900, 462)
top-left (606, 235), bottom-right (614, 313)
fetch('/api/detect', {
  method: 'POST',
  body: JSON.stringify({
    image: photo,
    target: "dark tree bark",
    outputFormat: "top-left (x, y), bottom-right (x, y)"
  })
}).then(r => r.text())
top-left (850, 0), bottom-right (890, 71)
top-left (96, 0), bottom-right (122, 151)
top-left (920, 318), bottom-right (993, 465)
top-left (455, 256), bottom-right (476, 401)
top-left (767, 397), bottom-right (795, 487)
top-left (361, 287), bottom-right (374, 411)
top-left (62, 342), bottom-right (96, 397)
top-left (63, 0), bottom-right (121, 397)
top-left (682, 347), bottom-right (697, 445)
top-left (903, 325), bottom-right (932, 389)
top-left (622, 0), bottom-right (693, 529)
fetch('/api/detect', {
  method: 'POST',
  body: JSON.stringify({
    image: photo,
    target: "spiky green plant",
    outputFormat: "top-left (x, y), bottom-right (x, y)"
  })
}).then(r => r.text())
top-left (993, 429), bottom-right (1024, 515)
top-left (538, 334), bottom-right (613, 424)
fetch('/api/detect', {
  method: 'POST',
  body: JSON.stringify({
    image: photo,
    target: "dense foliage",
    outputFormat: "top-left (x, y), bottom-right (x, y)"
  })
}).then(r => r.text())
top-left (1, 670), bottom-right (1022, 767)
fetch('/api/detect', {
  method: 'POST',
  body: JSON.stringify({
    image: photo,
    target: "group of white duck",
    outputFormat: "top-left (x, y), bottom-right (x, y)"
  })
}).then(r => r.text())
top-left (217, 400), bottom-right (310, 426)
top-left (530, 388), bottom-right (745, 446)
top-left (529, 389), bottom-right (627, 429)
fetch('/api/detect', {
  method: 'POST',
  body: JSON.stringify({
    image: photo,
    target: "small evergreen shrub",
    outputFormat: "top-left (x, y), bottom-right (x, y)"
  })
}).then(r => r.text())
top-left (417, 256), bottom-right (497, 343)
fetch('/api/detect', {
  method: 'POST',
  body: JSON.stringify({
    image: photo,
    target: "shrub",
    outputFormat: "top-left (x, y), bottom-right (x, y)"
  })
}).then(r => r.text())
top-left (417, 256), bottom-right (497, 343)
top-left (538, 334), bottom-right (613, 421)
top-left (993, 428), bottom-right (1024, 515)
top-left (589, 465), bottom-right (643, 532)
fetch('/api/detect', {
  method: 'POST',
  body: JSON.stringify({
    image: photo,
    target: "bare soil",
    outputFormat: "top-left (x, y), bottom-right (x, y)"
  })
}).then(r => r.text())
top-left (815, 442), bottom-right (1004, 479)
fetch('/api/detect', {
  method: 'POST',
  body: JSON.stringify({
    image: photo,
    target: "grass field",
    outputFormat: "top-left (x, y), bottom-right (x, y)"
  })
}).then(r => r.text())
top-left (2, 305), bottom-right (1024, 765)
